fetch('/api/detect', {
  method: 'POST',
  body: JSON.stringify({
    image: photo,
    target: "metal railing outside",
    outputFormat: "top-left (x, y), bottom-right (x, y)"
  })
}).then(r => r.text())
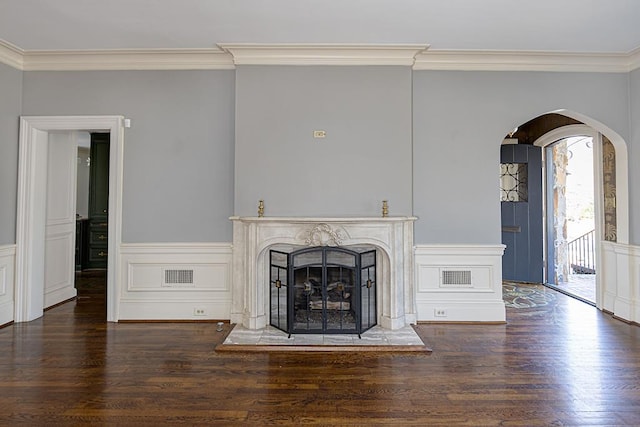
top-left (568, 229), bottom-right (596, 274)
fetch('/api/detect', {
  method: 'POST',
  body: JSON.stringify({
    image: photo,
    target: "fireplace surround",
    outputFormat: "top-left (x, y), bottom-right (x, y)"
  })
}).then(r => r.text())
top-left (230, 216), bottom-right (417, 331)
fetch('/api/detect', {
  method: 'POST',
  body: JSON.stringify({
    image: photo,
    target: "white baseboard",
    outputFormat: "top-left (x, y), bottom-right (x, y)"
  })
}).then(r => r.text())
top-left (417, 300), bottom-right (507, 322)
top-left (0, 245), bottom-right (16, 325)
top-left (118, 299), bottom-right (231, 320)
top-left (0, 300), bottom-right (13, 326)
top-left (44, 286), bottom-right (77, 309)
top-left (118, 243), bottom-right (232, 320)
top-left (414, 244), bottom-right (506, 322)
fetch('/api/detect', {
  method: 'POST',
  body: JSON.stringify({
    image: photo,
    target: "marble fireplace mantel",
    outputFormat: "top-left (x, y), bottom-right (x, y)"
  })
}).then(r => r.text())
top-left (230, 216), bottom-right (417, 330)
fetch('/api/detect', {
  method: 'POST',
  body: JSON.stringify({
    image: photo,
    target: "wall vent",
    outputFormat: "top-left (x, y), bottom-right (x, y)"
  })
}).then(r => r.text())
top-left (441, 270), bottom-right (472, 287)
top-left (164, 269), bottom-right (194, 286)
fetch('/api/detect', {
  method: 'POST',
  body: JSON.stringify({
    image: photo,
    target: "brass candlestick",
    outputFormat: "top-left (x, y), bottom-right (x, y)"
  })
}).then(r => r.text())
top-left (382, 200), bottom-right (389, 218)
top-left (258, 200), bottom-right (264, 217)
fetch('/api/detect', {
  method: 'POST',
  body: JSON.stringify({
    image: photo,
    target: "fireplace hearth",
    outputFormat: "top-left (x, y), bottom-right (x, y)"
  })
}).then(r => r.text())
top-left (270, 245), bottom-right (377, 336)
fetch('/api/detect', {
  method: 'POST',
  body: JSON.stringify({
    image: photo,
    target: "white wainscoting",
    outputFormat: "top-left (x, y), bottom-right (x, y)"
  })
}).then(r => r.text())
top-left (601, 241), bottom-right (640, 323)
top-left (43, 232), bottom-right (77, 308)
top-left (118, 243), bottom-right (232, 320)
top-left (414, 244), bottom-right (506, 322)
top-left (0, 245), bottom-right (16, 325)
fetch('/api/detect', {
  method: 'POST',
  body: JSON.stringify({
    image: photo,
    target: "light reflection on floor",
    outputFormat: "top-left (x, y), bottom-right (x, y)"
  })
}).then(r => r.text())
top-left (553, 274), bottom-right (596, 303)
top-left (504, 274), bottom-right (596, 306)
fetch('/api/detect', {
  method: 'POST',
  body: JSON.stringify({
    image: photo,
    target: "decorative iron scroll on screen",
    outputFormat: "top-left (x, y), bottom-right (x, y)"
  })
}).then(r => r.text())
top-left (500, 163), bottom-right (528, 202)
top-left (602, 137), bottom-right (617, 242)
top-left (304, 224), bottom-right (345, 246)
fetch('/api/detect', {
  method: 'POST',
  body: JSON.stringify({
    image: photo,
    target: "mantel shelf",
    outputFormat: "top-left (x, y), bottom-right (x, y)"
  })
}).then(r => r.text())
top-left (230, 216), bottom-right (418, 222)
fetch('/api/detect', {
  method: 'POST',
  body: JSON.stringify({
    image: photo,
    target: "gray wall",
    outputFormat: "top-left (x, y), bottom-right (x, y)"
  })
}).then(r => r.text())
top-left (234, 66), bottom-right (413, 217)
top-left (413, 70), bottom-right (632, 245)
top-left (630, 68), bottom-right (640, 244)
top-left (0, 63), bottom-right (22, 245)
top-left (22, 70), bottom-right (235, 242)
top-left (12, 66), bottom-right (640, 246)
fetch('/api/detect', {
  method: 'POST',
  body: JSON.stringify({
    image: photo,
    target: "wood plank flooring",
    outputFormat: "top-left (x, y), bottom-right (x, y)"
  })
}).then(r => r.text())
top-left (1, 275), bottom-right (640, 425)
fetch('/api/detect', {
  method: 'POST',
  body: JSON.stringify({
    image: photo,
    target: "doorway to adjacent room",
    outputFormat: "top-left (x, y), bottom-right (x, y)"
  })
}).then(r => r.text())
top-left (15, 116), bottom-right (124, 323)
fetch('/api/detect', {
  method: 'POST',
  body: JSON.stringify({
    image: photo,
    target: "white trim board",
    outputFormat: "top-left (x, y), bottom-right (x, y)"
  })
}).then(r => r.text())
top-left (2, 39), bottom-right (640, 72)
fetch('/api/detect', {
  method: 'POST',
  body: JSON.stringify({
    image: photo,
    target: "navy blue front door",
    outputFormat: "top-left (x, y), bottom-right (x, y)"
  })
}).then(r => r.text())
top-left (501, 144), bottom-right (543, 283)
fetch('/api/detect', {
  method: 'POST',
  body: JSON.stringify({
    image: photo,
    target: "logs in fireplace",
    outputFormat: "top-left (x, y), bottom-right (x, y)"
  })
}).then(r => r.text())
top-left (270, 245), bottom-right (377, 336)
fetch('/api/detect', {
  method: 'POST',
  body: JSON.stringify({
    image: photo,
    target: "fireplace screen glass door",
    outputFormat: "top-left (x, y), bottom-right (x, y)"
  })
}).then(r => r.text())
top-left (270, 245), bottom-right (376, 335)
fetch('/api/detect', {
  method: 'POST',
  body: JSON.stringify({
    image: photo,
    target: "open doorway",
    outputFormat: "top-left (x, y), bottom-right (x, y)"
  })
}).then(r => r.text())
top-left (75, 132), bottom-right (109, 313)
top-left (544, 135), bottom-right (596, 304)
top-left (501, 111), bottom-right (630, 316)
top-left (500, 114), bottom-right (608, 307)
top-left (15, 116), bottom-right (124, 323)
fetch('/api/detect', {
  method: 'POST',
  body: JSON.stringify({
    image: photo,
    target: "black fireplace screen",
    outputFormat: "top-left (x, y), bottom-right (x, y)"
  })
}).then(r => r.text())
top-left (270, 245), bottom-right (377, 335)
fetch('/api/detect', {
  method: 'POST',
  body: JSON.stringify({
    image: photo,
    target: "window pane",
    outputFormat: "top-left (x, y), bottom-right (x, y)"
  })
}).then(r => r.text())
top-left (500, 163), bottom-right (528, 202)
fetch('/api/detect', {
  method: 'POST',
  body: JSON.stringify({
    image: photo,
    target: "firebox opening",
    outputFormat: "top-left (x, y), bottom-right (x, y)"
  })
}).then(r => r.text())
top-left (269, 244), bottom-right (377, 337)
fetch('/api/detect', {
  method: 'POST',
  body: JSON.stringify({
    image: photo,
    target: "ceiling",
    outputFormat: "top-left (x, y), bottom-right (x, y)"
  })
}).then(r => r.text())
top-left (2, 0), bottom-right (640, 53)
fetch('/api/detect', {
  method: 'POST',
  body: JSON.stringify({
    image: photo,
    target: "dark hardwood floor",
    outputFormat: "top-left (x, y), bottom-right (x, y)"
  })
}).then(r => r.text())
top-left (1, 276), bottom-right (640, 426)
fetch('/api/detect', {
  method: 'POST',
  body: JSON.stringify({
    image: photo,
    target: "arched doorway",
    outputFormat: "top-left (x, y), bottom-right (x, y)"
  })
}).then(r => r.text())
top-left (500, 112), bottom-right (629, 310)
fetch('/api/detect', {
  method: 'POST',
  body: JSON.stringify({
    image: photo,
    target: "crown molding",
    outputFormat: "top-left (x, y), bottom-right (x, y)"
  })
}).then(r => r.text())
top-left (628, 47), bottom-right (640, 73)
top-left (0, 39), bottom-right (234, 71)
top-left (218, 43), bottom-right (430, 66)
top-left (21, 48), bottom-right (234, 71)
top-left (414, 49), bottom-right (640, 73)
top-left (0, 39), bottom-right (24, 70)
top-left (1, 38), bottom-right (639, 72)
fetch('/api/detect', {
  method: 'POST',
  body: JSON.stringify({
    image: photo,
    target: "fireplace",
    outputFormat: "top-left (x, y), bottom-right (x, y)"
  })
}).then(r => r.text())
top-left (270, 245), bottom-right (377, 336)
top-left (230, 216), bottom-right (417, 331)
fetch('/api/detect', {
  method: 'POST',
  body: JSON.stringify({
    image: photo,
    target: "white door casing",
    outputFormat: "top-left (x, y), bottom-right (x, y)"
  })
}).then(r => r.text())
top-left (16, 116), bottom-right (124, 322)
top-left (43, 132), bottom-right (79, 308)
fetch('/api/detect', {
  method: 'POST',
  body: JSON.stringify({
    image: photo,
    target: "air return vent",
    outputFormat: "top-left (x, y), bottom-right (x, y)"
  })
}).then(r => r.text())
top-left (441, 270), bottom-right (472, 287)
top-left (164, 269), bottom-right (194, 286)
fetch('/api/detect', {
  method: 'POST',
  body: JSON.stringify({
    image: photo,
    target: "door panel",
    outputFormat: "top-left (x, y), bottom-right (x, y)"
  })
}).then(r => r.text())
top-left (44, 132), bottom-right (78, 308)
top-left (501, 144), bottom-right (543, 283)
